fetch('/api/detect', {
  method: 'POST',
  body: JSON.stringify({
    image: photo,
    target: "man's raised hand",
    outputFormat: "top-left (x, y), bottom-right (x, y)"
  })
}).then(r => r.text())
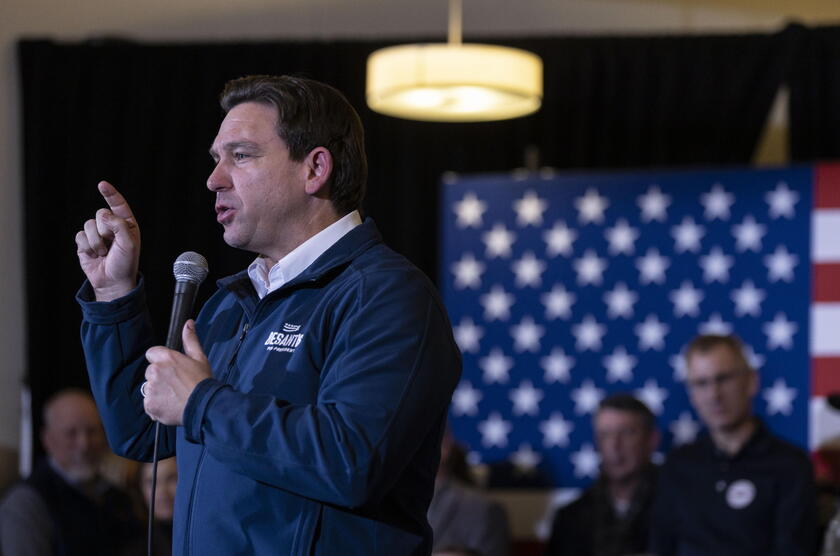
top-left (75, 181), bottom-right (141, 301)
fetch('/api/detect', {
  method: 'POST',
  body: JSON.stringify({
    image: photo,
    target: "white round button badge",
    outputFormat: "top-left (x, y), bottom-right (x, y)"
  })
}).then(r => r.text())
top-left (726, 479), bottom-right (756, 509)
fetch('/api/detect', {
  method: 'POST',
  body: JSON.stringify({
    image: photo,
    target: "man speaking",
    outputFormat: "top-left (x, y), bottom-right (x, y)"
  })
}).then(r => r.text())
top-left (75, 75), bottom-right (462, 555)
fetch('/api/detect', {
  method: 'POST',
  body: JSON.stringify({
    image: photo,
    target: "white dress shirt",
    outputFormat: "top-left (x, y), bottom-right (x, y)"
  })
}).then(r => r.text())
top-left (247, 210), bottom-right (362, 299)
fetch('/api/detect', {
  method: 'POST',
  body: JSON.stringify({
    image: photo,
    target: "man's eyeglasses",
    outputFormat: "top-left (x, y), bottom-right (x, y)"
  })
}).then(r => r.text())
top-left (686, 369), bottom-right (749, 391)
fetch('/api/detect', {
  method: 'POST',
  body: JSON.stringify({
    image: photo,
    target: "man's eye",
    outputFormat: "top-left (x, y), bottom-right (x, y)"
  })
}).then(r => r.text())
top-left (234, 153), bottom-right (249, 161)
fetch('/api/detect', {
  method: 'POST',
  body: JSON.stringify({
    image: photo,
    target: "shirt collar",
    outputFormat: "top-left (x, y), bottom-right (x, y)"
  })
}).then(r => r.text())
top-left (247, 210), bottom-right (362, 298)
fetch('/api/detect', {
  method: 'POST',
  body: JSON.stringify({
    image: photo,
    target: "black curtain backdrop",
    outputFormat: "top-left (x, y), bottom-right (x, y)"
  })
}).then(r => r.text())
top-left (788, 24), bottom-right (840, 161)
top-left (18, 26), bottom-right (801, 458)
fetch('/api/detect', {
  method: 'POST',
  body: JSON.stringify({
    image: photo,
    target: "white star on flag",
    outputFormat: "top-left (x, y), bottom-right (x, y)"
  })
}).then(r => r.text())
top-left (542, 284), bottom-right (576, 320)
top-left (670, 411), bottom-right (700, 445)
top-left (671, 216), bottom-right (705, 253)
top-left (574, 249), bottom-right (608, 286)
top-left (540, 413), bottom-right (574, 447)
top-left (510, 443), bottom-right (542, 474)
top-left (636, 248), bottom-right (670, 284)
top-left (510, 380), bottom-right (544, 416)
top-left (638, 185), bottom-right (671, 222)
top-left (763, 379), bottom-right (797, 415)
top-left (575, 188), bottom-right (609, 224)
top-left (635, 314), bottom-right (669, 351)
top-left (510, 316), bottom-right (544, 353)
top-left (603, 346), bottom-right (637, 383)
top-left (480, 285), bottom-right (515, 321)
top-left (571, 379), bottom-right (605, 415)
top-left (765, 181), bottom-right (799, 219)
top-left (572, 315), bottom-right (607, 351)
top-left (731, 280), bottom-right (766, 317)
top-left (453, 192), bottom-right (486, 228)
top-left (605, 219), bottom-right (639, 255)
top-left (454, 317), bottom-right (483, 353)
top-left (635, 379), bottom-right (668, 414)
top-left (764, 245), bottom-right (798, 282)
top-left (670, 281), bottom-right (704, 318)
top-left (451, 381), bottom-right (482, 416)
top-left (744, 344), bottom-right (766, 371)
top-left (478, 412), bottom-right (512, 447)
top-left (669, 352), bottom-right (688, 382)
top-left (700, 246), bottom-right (734, 283)
top-left (732, 215), bottom-right (766, 252)
top-left (479, 348), bottom-right (514, 383)
top-left (512, 251), bottom-right (546, 288)
top-left (570, 443), bottom-right (600, 478)
top-left (763, 312), bottom-right (798, 350)
top-left (604, 282), bottom-right (638, 319)
top-left (543, 221), bottom-right (577, 257)
top-left (452, 253), bottom-right (485, 289)
top-left (483, 224), bottom-right (516, 258)
top-left (541, 348), bottom-right (574, 383)
top-left (514, 190), bottom-right (548, 227)
top-left (699, 312), bottom-right (733, 335)
top-left (701, 183), bottom-right (735, 220)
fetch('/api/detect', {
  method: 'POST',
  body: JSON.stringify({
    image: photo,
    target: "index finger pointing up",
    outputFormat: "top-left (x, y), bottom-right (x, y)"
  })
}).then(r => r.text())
top-left (98, 181), bottom-right (137, 222)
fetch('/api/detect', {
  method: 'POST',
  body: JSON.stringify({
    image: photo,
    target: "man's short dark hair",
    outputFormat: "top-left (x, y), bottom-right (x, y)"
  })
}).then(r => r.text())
top-left (597, 393), bottom-right (656, 431)
top-left (219, 75), bottom-right (367, 215)
top-left (684, 334), bottom-right (753, 373)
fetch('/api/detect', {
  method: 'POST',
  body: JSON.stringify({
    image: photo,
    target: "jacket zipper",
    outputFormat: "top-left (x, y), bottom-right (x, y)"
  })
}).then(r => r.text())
top-left (225, 322), bottom-right (251, 375)
top-left (184, 320), bottom-right (250, 554)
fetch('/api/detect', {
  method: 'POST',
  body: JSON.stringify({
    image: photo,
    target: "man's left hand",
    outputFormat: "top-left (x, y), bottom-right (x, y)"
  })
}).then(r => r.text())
top-left (143, 319), bottom-right (211, 425)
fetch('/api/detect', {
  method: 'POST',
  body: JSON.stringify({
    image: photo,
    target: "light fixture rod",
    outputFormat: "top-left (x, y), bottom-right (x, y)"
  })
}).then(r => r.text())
top-left (448, 0), bottom-right (462, 45)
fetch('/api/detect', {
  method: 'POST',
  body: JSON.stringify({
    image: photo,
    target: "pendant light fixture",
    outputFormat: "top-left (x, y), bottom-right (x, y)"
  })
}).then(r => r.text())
top-left (366, 0), bottom-right (543, 122)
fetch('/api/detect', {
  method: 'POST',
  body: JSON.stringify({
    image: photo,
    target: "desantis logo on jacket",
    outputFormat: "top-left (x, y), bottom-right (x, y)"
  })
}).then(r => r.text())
top-left (264, 323), bottom-right (304, 354)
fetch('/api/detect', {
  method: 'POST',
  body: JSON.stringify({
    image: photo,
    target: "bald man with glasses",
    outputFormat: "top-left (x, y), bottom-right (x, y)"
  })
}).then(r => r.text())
top-left (650, 334), bottom-right (817, 556)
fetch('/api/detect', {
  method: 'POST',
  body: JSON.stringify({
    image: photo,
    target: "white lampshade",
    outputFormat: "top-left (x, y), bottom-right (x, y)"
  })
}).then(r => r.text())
top-left (366, 43), bottom-right (543, 122)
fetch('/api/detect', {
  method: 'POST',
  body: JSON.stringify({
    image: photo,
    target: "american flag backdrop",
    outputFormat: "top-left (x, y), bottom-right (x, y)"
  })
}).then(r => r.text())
top-left (441, 164), bottom-right (840, 489)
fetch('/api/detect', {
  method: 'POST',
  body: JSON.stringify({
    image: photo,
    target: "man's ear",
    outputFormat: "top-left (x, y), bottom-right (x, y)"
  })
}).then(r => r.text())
top-left (303, 147), bottom-right (333, 197)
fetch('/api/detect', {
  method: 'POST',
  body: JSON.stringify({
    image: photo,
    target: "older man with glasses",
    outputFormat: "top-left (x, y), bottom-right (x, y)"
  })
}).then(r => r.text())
top-left (650, 334), bottom-right (817, 556)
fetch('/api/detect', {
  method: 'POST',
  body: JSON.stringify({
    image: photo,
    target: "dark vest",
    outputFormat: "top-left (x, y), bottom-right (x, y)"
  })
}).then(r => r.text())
top-left (25, 460), bottom-right (140, 556)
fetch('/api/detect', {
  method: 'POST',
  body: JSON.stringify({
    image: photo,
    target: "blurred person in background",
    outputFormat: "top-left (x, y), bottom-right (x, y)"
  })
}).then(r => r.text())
top-left (122, 457), bottom-right (177, 556)
top-left (545, 393), bottom-right (659, 556)
top-left (429, 429), bottom-right (511, 556)
top-left (651, 334), bottom-right (816, 556)
top-left (0, 388), bottom-right (139, 555)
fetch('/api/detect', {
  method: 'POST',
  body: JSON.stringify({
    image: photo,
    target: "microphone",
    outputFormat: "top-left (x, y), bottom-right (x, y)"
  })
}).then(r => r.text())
top-left (165, 251), bottom-right (209, 351)
top-left (148, 251), bottom-right (208, 556)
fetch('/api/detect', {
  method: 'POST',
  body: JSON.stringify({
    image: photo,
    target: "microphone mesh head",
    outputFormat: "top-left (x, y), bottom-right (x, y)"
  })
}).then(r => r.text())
top-left (173, 251), bottom-right (209, 284)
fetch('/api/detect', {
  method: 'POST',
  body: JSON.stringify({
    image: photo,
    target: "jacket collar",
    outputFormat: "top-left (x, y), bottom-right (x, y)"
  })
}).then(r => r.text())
top-left (217, 218), bottom-right (383, 299)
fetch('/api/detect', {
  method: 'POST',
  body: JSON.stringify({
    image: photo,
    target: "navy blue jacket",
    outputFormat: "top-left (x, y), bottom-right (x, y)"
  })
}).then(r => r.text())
top-left (78, 220), bottom-right (462, 555)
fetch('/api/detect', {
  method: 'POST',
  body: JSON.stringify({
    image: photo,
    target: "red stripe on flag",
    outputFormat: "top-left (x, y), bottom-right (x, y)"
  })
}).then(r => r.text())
top-left (816, 164), bottom-right (840, 208)
top-left (815, 264), bottom-right (840, 301)
top-left (812, 357), bottom-right (840, 396)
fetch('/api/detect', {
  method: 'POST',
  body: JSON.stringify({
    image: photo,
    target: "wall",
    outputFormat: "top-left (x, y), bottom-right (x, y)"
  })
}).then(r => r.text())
top-left (1, 0), bottom-right (839, 486)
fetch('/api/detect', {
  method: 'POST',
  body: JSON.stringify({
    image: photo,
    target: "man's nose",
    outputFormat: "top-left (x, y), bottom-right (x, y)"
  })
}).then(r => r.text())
top-left (601, 437), bottom-right (618, 454)
top-left (75, 431), bottom-right (92, 452)
top-left (207, 163), bottom-right (230, 191)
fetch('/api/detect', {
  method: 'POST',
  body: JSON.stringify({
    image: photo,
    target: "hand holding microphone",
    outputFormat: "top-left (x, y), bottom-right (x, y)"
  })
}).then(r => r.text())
top-left (142, 252), bottom-right (210, 425)
top-left (143, 319), bottom-right (211, 425)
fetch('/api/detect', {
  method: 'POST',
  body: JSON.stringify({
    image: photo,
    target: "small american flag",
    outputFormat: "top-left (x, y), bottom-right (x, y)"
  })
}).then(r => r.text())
top-left (440, 164), bottom-right (839, 488)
